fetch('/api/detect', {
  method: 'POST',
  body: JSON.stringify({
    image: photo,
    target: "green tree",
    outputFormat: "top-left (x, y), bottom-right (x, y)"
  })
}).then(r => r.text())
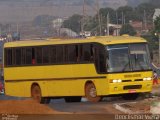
top-left (99, 7), bottom-right (116, 24)
top-left (135, 3), bottom-right (155, 21)
top-left (84, 7), bottom-right (116, 35)
top-left (120, 24), bottom-right (137, 36)
top-left (62, 14), bottom-right (82, 33)
top-left (84, 16), bottom-right (97, 31)
top-left (143, 34), bottom-right (158, 50)
top-left (117, 6), bottom-right (136, 23)
top-left (154, 16), bottom-right (160, 33)
top-left (153, 16), bottom-right (160, 52)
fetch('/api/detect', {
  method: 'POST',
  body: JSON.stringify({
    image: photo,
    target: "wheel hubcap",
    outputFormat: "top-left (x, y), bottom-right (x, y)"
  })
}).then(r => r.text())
top-left (32, 86), bottom-right (41, 102)
top-left (89, 87), bottom-right (97, 97)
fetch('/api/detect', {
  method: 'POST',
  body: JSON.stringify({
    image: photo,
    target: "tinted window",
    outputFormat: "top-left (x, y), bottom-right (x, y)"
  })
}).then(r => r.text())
top-left (36, 47), bottom-right (42, 64)
top-left (83, 44), bottom-right (91, 62)
top-left (64, 46), bottom-right (68, 62)
top-left (5, 48), bottom-right (13, 66)
top-left (56, 46), bottom-right (64, 63)
top-left (68, 45), bottom-right (77, 62)
top-left (26, 48), bottom-right (32, 64)
top-left (21, 48), bottom-right (26, 65)
top-left (50, 46), bottom-right (56, 63)
top-left (43, 46), bottom-right (49, 63)
top-left (15, 48), bottom-right (21, 65)
top-left (94, 44), bottom-right (106, 73)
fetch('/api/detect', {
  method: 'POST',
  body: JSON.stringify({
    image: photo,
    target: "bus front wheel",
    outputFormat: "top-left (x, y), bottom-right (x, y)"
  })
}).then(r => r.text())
top-left (85, 83), bottom-right (101, 102)
top-left (31, 84), bottom-right (50, 104)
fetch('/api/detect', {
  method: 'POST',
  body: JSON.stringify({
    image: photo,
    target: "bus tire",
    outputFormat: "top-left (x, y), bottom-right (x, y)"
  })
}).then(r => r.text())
top-left (85, 82), bottom-right (101, 102)
top-left (41, 97), bottom-right (51, 104)
top-left (65, 97), bottom-right (81, 102)
top-left (31, 84), bottom-right (50, 104)
top-left (122, 93), bottom-right (139, 100)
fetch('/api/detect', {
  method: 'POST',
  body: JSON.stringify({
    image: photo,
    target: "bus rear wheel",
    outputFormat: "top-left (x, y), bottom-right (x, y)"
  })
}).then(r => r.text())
top-left (85, 83), bottom-right (101, 102)
top-left (31, 85), bottom-right (50, 104)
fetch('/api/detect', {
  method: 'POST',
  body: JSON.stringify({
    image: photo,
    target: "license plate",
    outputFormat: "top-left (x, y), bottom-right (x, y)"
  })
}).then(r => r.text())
top-left (129, 90), bottom-right (136, 93)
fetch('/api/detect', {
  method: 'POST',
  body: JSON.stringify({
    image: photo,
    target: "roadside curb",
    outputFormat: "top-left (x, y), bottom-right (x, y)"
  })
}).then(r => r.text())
top-left (113, 101), bottom-right (151, 114)
top-left (114, 103), bottom-right (133, 114)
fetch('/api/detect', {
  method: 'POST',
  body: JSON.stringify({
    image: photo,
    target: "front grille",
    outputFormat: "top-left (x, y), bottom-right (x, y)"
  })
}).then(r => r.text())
top-left (123, 85), bottom-right (142, 90)
top-left (122, 80), bottom-right (132, 82)
top-left (134, 79), bottom-right (143, 81)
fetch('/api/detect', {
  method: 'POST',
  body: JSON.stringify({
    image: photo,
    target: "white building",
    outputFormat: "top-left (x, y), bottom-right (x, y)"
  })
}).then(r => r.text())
top-left (52, 18), bottom-right (64, 28)
top-left (153, 9), bottom-right (160, 21)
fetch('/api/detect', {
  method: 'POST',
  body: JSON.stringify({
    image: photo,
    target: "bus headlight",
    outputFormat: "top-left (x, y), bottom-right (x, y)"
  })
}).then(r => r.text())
top-left (143, 77), bottom-right (152, 81)
top-left (143, 78), bottom-right (147, 81)
top-left (117, 79), bottom-right (122, 83)
top-left (113, 80), bottom-right (118, 83)
top-left (112, 79), bottom-right (122, 83)
top-left (146, 77), bottom-right (152, 81)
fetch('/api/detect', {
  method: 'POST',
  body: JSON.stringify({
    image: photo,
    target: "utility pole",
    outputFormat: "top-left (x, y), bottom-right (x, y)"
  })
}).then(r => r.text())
top-left (107, 12), bottom-right (110, 36)
top-left (96, 0), bottom-right (102, 36)
top-left (122, 11), bottom-right (124, 25)
top-left (16, 23), bottom-right (19, 33)
top-left (81, 0), bottom-right (85, 35)
top-left (116, 11), bottom-right (118, 25)
top-left (124, 15), bottom-right (126, 24)
top-left (143, 10), bottom-right (147, 30)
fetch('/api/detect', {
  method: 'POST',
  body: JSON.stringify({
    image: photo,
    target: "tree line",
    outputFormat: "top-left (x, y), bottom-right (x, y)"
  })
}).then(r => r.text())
top-left (62, 2), bottom-right (156, 35)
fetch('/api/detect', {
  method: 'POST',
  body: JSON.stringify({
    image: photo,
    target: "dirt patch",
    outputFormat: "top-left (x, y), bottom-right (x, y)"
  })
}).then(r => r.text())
top-left (0, 99), bottom-right (66, 114)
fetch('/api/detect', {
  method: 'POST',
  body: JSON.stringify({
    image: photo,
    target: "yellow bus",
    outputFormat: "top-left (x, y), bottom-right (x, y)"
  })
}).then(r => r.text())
top-left (3, 36), bottom-right (153, 103)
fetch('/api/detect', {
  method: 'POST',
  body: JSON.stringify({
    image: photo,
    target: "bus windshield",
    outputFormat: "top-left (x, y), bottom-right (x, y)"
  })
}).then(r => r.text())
top-left (106, 44), bottom-right (151, 73)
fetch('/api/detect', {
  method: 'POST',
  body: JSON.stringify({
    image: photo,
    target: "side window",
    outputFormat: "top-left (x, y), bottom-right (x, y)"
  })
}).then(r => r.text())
top-left (50, 46), bottom-right (56, 63)
top-left (15, 48), bottom-right (22, 65)
top-left (78, 45), bottom-right (83, 62)
top-left (26, 48), bottom-right (32, 65)
top-left (32, 48), bottom-right (35, 64)
top-left (80, 44), bottom-right (92, 62)
top-left (56, 46), bottom-right (64, 63)
top-left (43, 46), bottom-right (49, 64)
top-left (36, 47), bottom-right (42, 64)
top-left (64, 45), bottom-right (68, 62)
top-left (90, 44), bottom-right (94, 61)
top-left (68, 45), bottom-right (77, 62)
top-left (5, 48), bottom-right (13, 66)
top-left (94, 44), bottom-right (106, 73)
top-left (21, 48), bottom-right (26, 65)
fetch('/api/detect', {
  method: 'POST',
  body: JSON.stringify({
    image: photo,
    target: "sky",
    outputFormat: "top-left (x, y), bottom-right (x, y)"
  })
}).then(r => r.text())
top-left (0, 0), bottom-right (147, 23)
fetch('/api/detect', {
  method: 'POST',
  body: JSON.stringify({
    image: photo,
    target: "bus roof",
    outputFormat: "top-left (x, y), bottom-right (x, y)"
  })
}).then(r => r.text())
top-left (4, 36), bottom-right (147, 48)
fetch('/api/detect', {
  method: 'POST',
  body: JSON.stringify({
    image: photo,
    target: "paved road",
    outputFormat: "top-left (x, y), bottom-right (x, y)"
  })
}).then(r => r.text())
top-left (47, 96), bottom-right (139, 114)
top-left (0, 93), bottom-right (154, 114)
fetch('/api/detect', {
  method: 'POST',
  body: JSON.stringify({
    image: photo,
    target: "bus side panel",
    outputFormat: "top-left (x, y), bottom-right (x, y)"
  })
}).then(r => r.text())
top-left (4, 64), bottom-right (102, 97)
top-left (4, 82), bottom-right (25, 97)
top-left (46, 80), bottom-right (86, 97)
top-left (4, 81), bottom-right (47, 97)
